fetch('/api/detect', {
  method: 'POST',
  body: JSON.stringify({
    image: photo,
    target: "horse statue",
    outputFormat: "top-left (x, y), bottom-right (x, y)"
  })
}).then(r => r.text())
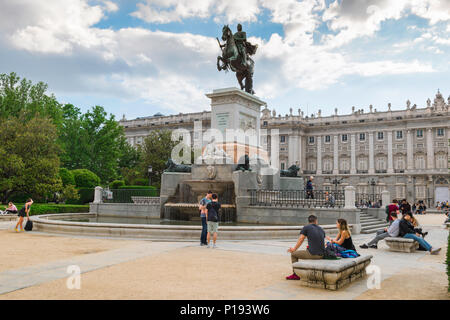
top-left (164, 159), bottom-right (191, 173)
top-left (217, 25), bottom-right (257, 94)
top-left (280, 165), bottom-right (300, 177)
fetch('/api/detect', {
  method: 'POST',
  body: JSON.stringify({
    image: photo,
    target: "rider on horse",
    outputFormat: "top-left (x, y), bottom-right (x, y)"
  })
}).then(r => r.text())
top-left (234, 24), bottom-right (247, 66)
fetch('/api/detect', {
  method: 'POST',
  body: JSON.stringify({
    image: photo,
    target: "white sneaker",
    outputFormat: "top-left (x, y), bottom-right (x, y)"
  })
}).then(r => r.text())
top-left (206, 243), bottom-right (210, 248)
top-left (213, 244), bottom-right (217, 249)
top-left (430, 247), bottom-right (441, 255)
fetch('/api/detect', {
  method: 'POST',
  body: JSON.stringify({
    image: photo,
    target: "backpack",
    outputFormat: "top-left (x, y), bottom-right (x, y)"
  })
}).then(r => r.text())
top-left (208, 204), bottom-right (218, 222)
top-left (323, 245), bottom-right (339, 260)
top-left (385, 205), bottom-right (390, 222)
top-left (24, 220), bottom-right (33, 231)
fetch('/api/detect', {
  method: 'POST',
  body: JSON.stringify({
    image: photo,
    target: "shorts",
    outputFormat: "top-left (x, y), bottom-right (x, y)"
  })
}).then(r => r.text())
top-left (207, 221), bottom-right (218, 234)
top-left (18, 211), bottom-right (26, 217)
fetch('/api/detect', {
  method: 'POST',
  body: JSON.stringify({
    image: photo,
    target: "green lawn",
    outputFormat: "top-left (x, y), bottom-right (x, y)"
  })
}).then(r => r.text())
top-left (1, 203), bottom-right (89, 215)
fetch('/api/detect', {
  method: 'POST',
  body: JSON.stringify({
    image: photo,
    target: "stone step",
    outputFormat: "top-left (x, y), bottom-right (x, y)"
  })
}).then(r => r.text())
top-left (361, 220), bottom-right (388, 227)
top-left (361, 226), bottom-right (389, 234)
top-left (360, 217), bottom-right (377, 221)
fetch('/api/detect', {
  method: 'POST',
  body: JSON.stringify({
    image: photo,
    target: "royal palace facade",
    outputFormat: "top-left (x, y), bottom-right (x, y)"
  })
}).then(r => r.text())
top-left (120, 90), bottom-right (450, 206)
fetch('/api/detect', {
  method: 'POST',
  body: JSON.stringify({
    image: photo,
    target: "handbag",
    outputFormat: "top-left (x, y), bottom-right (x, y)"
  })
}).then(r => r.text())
top-left (24, 219), bottom-right (33, 231)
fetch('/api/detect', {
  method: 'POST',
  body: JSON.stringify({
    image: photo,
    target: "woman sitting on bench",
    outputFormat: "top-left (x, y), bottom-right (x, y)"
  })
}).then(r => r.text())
top-left (326, 219), bottom-right (356, 251)
top-left (1, 202), bottom-right (17, 215)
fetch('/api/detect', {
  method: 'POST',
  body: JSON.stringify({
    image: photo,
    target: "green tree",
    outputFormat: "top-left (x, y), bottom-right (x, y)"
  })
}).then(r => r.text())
top-left (60, 105), bottom-right (126, 183)
top-left (0, 72), bottom-right (63, 126)
top-left (71, 169), bottom-right (101, 188)
top-left (59, 167), bottom-right (75, 186)
top-left (140, 130), bottom-right (176, 188)
top-left (0, 116), bottom-right (62, 202)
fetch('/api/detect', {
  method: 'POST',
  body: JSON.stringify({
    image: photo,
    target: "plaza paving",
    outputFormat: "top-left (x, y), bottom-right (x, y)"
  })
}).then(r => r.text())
top-left (0, 215), bottom-right (448, 300)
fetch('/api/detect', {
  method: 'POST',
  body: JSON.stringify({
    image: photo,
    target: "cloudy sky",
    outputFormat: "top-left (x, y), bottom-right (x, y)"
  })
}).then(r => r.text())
top-left (0, 0), bottom-right (449, 120)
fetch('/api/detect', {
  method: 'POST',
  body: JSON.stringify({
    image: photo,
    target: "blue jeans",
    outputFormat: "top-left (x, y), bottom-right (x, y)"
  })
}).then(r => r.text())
top-left (404, 233), bottom-right (431, 251)
top-left (200, 216), bottom-right (207, 244)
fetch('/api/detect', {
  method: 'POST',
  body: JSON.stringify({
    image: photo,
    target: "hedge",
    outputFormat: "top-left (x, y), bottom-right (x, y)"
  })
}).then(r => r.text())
top-left (0, 204), bottom-right (89, 216)
top-left (118, 185), bottom-right (159, 196)
top-left (118, 185), bottom-right (157, 190)
top-left (72, 169), bottom-right (100, 188)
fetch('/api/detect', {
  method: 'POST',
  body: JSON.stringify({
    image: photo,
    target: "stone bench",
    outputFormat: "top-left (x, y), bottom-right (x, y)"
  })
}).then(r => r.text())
top-left (385, 237), bottom-right (419, 253)
top-left (131, 196), bottom-right (160, 205)
top-left (292, 255), bottom-right (372, 291)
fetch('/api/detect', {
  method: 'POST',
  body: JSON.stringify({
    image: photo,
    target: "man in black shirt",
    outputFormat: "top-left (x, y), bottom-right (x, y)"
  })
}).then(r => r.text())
top-left (286, 215), bottom-right (325, 280)
top-left (399, 199), bottom-right (411, 215)
top-left (206, 194), bottom-right (221, 249)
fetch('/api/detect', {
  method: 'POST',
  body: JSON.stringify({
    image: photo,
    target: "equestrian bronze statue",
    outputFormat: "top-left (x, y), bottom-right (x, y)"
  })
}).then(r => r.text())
top-left (217, 24), bottom-right (258, 94)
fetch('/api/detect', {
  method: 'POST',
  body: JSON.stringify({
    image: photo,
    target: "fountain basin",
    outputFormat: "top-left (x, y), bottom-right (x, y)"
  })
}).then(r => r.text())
top-left (31, 213), bottom-right (347, 240)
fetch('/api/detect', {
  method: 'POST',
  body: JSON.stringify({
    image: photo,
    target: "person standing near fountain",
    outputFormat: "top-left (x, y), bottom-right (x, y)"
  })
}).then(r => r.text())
top-left (199, 191), bottom-right (212, 246)
top-left (206, 193), bottom-right (221, 249)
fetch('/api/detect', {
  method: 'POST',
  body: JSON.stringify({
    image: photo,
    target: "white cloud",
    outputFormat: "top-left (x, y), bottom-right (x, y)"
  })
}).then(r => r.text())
top-left (131, 0), bottom-right (260, 24)
top-left (0, 0), bottom-right (441, 115)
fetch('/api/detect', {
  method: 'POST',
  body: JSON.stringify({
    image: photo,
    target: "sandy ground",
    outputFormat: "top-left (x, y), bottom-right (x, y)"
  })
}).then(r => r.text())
top-left (0, 246), bottom-right (292, 300)
top-left (0, 229), bottom-right (141, 273)
top-left (0, 214), bottom-right (448, 300)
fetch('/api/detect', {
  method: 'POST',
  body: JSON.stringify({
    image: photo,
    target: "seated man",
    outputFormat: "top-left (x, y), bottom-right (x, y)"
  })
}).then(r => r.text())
top-left (400, 213), bottom-right (441, 255)
top-left (360, 212), bottom-right (400, 249)
top-left (286, 215), bottom-right (325, 280)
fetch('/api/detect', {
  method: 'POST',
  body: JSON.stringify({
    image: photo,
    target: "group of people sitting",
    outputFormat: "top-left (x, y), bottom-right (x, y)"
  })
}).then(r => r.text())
top-left (436, 201), bottom-right (449, 213)
top-left (286, 215), bottom-right (358, 280)
top-left (285, 199), bottom-right (442, 280)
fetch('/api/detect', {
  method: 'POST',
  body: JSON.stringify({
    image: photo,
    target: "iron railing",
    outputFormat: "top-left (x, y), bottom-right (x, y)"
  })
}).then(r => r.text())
top-left (249, 189), bottom-right (345, 208)
top-left (102, 189), bottom-right (160, 203)
top-left (355, 193), bottom-right (381, 208)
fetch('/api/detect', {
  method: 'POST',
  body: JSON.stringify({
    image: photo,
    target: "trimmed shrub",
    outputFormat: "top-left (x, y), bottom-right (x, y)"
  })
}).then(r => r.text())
top-left (59, 168), bottom-right (75, 186)
top-left (71, 169), bottom-right (100, 188)
top-left (133, 178), bottom-right (149, 186)
top-left (0, 203), bottom-right (89, 215)
top-left (110, 180), bottom-right (125, 189)
top-left (117, 185), bottom-right (158, 196)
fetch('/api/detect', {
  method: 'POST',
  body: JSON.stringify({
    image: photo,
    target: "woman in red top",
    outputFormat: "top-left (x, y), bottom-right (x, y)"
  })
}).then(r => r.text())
top-left (387, 199), bottom-right (400, 224)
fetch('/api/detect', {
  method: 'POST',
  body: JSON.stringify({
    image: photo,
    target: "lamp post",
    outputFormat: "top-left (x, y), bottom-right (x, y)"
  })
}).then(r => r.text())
top-left (148, 165), bottom-right (153, 186)
top-left (330, 177), bottom-right (343, 193)
top-left (368, 178), bottom-right (377, 203)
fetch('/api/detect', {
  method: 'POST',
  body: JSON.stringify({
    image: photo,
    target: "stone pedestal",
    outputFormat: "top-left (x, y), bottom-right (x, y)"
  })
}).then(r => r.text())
top-left (93, 186), bottom-right (103, 204)
top-left (205, 88), bottom-right (267, 164)
top-left (381, 190), bottom-right (390, 206)
top-left (344, 186), bottom-right (356, 208)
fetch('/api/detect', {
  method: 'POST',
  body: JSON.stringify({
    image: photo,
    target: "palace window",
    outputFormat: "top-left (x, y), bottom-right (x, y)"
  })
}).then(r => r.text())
top-left (415, 186), bottom-right (426, 198)
top-left (415, 155), bottom-right (426, 169)
top-left (436, 154), bottom-right (447, 169)
top-left (396, 131), bottom-right (403, 139)
top-left (309, 136), bottom-right (315, 144)
top-left (358, 158), bottom-right (368, 171)
top-left (325, 135), bottom-right (331, 143)
top-left (307, 160), bottom-right (316, 171)
top-left (416, 129), bottom-right (423, 138)
top-left (340, 158), bottom-right (350, 171)
top-left (396, 185), bottom-right (405, 199)
top-left (377, 132), bottom-right (384, 140)
top-left (376, 157), bottom-right (386, 171)
top-left (323, 159), bottom-right (333, 171)
top-left (280, 135), bottom-right (286, 143)
top-left (359, 133), bottom-right (365, 141)
top-left (342, 134), bottom-right (348, 142)
top-left (437, 128), bottom-right (445, 137)
top-left (394, 156), bottom-right (405, 170)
